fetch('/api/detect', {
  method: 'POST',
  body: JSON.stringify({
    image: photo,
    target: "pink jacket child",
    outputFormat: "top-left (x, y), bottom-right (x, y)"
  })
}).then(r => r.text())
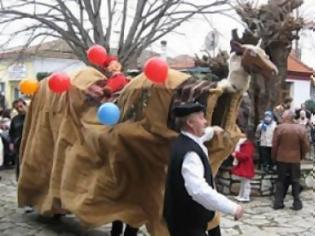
top-left (231, 138), bottom-right (255, 202)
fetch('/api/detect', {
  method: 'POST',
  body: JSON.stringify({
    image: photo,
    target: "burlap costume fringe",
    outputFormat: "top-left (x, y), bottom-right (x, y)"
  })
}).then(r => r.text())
top-left (18, 67), bottom-right (243, 235)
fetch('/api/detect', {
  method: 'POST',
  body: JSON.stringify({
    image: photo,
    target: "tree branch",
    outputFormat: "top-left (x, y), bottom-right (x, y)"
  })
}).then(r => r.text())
top-left (1, 0), bottom-right (231, 69)
top-left (118, 0), bottom-right (128, 55)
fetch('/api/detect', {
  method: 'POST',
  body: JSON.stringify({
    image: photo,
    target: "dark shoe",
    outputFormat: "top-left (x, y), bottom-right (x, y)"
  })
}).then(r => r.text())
top-left (4, 165), bottom-right (14, 170)
top-left (266, 168), bottom-right (274, 174)
top-left (273, 204), bottom-right (285, 210)
top-left (53, 213), bottom-right (66, 220)
top-left (24, 207), bottom-right (34, 214)
top-left (263, 168), bottom-right (269, 173)
top-left (291, 201), bottom-right (303, 211)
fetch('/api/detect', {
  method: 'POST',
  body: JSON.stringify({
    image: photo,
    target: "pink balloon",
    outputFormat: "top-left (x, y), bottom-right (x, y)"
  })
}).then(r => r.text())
top-left (87, 44), bottom-right (107, 66)
top-left (48, 72), bottom-right (71, 93)
top-left (144, 57), bottom-right (168, 84)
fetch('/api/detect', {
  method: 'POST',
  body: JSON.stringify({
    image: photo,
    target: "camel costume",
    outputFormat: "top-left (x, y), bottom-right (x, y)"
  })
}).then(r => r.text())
top-left (18, 41), bottom-right (278, 235)
top-left (18, 66), bottom-right (244, 235)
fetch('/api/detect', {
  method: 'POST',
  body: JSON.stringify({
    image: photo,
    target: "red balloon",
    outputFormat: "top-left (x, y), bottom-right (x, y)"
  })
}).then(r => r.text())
top-left (48, 72), bottom-right (71, 93)
top-left (87, 44), bottom-right (107, 66)
top-left (144, 57), bottom-right (168, 84)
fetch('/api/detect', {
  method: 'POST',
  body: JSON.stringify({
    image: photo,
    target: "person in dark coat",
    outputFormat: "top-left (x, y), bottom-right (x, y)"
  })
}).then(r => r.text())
top-left (272, 110), bottom-right (310, 210)
top-left (9, 98), bottom-right (27, 179)
top-left (163, 102), bottom-right (244, 236)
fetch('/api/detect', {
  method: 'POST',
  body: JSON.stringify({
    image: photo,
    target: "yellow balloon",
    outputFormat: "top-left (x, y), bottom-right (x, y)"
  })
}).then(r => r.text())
top-left (19, 79), bottom-right (39, 95)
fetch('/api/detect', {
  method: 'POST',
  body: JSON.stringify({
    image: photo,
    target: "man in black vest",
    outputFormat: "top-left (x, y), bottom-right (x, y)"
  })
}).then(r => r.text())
top-left (163, 102), bottom-right (244, 236)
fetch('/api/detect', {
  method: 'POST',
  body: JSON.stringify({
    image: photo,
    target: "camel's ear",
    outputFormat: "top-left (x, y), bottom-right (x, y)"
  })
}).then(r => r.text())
top-left (256, 39), bottom-right (263, 48)
top-left (230, 40), bottom-right (245, 55)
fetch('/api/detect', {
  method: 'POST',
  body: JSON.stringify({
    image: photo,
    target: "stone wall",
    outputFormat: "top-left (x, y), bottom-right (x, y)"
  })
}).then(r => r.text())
top-left (216, 167), bottom-right (277, 196)
top-left (305, 145), bottom-right (315, 161)
top-left (216, 161), bottom-right (314, 196)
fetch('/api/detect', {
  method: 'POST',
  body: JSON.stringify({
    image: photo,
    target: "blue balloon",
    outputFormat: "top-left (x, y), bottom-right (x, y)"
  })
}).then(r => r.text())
top-left (97, 103), bottom-right (120, 126)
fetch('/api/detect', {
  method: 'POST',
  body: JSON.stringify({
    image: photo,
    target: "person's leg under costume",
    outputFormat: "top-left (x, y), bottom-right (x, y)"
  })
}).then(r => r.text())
top-left (111, 221), bottom-right (139, 236)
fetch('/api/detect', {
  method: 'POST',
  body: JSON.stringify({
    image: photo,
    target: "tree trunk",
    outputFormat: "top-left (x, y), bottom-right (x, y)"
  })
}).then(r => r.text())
top-left (268, 43), bottom-right (291, 106)
top-left (234, 0), bottom-right (304, 138)
top-left (248, 44), bottom-right (291, 134)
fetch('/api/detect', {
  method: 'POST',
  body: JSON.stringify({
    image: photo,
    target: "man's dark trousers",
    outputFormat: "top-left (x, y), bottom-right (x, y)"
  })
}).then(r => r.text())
top-left (274, 162), bottom-right (301, 208)
top-left (111, 220), bottom-right (138, 236)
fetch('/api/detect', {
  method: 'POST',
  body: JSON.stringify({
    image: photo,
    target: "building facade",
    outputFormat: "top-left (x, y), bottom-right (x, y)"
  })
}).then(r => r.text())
top-left (286, 54), bottom-right (314, 109)
top-left (0, 40), bottom-right (84, 107)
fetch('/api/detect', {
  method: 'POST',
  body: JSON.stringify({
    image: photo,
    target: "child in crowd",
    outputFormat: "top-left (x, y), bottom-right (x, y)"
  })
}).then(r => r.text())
top-left (232, 132), bottom-right (255, 202)
top-left (256, 111), bottom-right (277, 172)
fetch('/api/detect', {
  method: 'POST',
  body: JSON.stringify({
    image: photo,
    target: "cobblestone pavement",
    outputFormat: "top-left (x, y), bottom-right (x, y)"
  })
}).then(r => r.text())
top-left (0, 169), bottom-right (314, 236)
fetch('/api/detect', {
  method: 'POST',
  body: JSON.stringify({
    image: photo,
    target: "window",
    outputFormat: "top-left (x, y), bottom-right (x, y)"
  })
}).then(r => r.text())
top-left (311, 83), bottom-right (315, 100)
top-left (0, 82), bottom-right (5, 92)
top-left (280, 81), bottom-right (293, 102)
top-left (14, 87), bottom-right (21, 100)
top-left (8, 63), bottom-right (27, 79)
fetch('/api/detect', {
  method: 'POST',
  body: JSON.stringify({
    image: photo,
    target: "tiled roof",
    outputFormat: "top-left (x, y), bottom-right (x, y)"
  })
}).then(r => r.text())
top-left (1, 39), bottom-right (314, 77)
top-left (0, 39), bottom-right (78, 59)
top-left (167, 55), bottom-right (195, 69)
top-left (304, 20), bottom-right (315, 31)
top-left (287, 54), bottom-right (314, 75)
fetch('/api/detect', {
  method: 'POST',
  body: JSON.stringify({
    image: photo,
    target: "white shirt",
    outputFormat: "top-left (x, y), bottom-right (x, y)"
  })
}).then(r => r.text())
top-left (181, 128), bottom-right (238, 216)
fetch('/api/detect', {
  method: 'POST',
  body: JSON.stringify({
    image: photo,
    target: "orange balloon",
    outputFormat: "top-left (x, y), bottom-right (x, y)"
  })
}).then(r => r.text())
top-left (19, 79), bottom-right (39, 95)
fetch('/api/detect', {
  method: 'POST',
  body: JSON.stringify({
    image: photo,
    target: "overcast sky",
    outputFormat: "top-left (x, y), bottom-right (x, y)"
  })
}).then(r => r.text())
top-left (1, 0), bottom-right (314, 69)
top-left (151, 0), bottom-right (315, 69)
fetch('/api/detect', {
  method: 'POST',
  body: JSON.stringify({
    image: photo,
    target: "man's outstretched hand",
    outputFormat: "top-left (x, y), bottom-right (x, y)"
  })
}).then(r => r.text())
top-left (212, 126), bottom-right (224, 135)
top-left (234, 205), bottom-right (244, 220)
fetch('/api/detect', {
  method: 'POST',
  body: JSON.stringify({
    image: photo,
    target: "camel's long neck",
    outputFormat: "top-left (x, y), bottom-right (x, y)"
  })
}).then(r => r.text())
top-left (227, 69), bottom-right (250, 81)
top-left (227, 54), bottom-right (250, 91)
top-left (228, 55), bottom-right (249, 79)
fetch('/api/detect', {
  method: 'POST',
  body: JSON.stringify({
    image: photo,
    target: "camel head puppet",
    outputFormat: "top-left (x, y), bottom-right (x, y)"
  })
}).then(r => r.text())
top-left (218, 40), bottom-right (278, 93)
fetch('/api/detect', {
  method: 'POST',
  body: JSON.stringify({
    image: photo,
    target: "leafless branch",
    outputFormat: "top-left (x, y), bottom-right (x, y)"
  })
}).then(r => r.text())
top-left (1, 0), bottom-right (230, 68)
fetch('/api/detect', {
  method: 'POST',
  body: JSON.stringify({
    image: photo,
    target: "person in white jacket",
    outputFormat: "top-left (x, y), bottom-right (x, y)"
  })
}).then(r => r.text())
top-left (256, 111), bottom-right (277, 172)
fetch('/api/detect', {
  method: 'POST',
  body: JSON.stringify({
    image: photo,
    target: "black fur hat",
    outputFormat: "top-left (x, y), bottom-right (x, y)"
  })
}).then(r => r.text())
top-left (172, 102), bottom-right (205, 117)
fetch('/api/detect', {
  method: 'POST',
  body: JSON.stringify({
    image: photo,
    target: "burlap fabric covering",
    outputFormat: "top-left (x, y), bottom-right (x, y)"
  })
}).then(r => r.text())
top-left (18, 66), bottom-right (243, 235)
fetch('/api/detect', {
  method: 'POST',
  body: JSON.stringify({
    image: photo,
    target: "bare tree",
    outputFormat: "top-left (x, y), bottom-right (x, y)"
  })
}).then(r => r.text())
top-left (0, 0), bottom-right (231, 69)
top-left (233, 0), bottom-right (304, 133)
top-left (194, 50), bottom-right (229, 80)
